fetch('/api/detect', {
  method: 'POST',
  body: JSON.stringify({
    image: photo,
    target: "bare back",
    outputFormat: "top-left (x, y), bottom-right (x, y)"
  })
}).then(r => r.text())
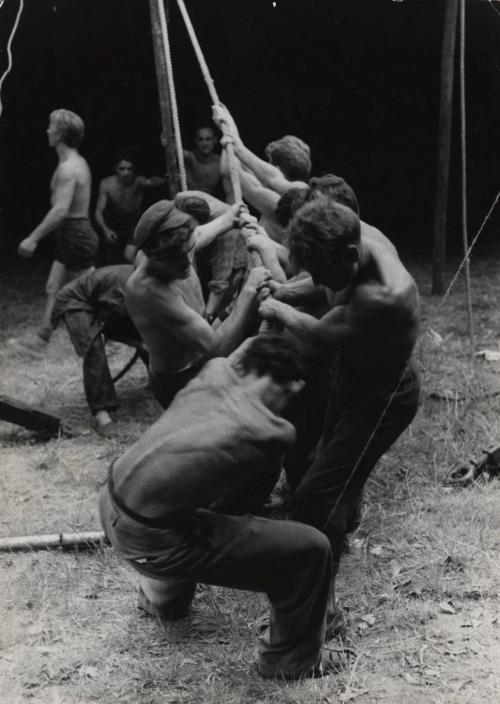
top-left (125, 262), bottom-right (208, 375)
top-left (51, 153), bottom-right (91, 218)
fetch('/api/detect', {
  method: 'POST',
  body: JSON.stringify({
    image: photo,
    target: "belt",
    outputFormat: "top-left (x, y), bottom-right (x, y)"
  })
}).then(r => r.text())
top-left (107, 462), bottom-right (190, 529)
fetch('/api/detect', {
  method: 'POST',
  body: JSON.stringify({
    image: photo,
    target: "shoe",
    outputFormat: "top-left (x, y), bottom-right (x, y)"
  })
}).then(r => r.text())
top-left (137, 587), bottom-right (190, 621)
top-left (258, 644), bottom-right (356, 680)
top-left (92, 411), bottom-right (116, 437)
top-left (7, 334), bottom-right (48, 358)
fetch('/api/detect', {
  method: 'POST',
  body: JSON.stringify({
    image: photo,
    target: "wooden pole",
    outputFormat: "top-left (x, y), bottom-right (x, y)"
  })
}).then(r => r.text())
top-left (0, 531), bottom-right (106, 552)
top-left (458, 0), bottom-right (474, 358)
top-left (148, 0), bottom-right (180, 197)
top-left (432, 0), bottom-right (459, 295)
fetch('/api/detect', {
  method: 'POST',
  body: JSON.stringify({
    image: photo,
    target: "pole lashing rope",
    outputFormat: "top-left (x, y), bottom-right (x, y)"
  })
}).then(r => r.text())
top-left (157, 0), bottom-right (188, 191)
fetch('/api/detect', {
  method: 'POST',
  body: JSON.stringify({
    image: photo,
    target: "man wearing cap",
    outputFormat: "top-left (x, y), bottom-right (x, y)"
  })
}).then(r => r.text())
top-left (126, 200), bottom-right (271, 409)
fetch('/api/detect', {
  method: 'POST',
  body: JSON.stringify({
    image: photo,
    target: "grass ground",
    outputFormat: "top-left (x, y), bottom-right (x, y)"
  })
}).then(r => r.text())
top-left (1, 253), bottom-right (499, 704)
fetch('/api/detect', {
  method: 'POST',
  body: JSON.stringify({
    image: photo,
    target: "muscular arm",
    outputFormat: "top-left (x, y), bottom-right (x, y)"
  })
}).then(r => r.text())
top-left (260, 282), bottom-right (416, 356)
top-left (194, 205), bottom-right (239, 251)
top-left (174, 190), bottom-right (230, 218)
top-left (271, 275), bottom-right (328, 307)
top-left (211, 285), bottom-right (259, 356)
top-left (243, 225), bottom-right (287, 283)
top-left (212, 105), bottom-right (306, 196)
top-left (259, 298), bottom-right (351, 355)
top-left (18, 166), bottom-right (77, 255)
top-left (156, 273), bottom-right (262, 358)
top-left (239, 168), bottom-right (280, 219)
top-left (235, 142), bottom-right (306, 196)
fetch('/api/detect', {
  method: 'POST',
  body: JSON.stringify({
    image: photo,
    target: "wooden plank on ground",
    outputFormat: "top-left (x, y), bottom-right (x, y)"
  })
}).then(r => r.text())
top-left (0, 395), bottom-right (61, 435)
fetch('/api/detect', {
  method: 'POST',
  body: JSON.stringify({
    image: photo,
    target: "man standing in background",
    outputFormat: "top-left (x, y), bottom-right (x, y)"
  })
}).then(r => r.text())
top-left (9, 109), bottom-right (98, 356)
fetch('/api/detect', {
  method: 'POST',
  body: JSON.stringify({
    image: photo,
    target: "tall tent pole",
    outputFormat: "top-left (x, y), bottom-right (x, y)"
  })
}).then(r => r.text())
top-left (459, 0), bottom-right (474, 357)
top-left (432, 0), bottom-right (459, 295)
top-left (148, 0), bottom-right (180, 197)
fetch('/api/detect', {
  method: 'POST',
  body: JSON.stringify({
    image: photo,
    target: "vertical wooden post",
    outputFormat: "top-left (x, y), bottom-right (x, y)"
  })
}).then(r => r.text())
top-left (148, 0), bottom-right (180, 197)
top-left (432, 0), bottom-right (459, 295)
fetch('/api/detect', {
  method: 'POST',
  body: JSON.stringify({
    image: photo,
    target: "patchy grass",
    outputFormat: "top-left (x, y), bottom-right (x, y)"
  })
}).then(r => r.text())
top-left (0, 254), bottom-right (499, 704)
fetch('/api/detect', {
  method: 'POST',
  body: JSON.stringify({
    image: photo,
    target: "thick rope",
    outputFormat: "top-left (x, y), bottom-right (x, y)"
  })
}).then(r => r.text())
top-left (459, 0), bottom-right (474, 358)
top-left (0, 0), bottom-right (24, 119)
top-left (174, 0), bottom-right (243, 204)
top-left (157, 0), bottom-right (187, 191)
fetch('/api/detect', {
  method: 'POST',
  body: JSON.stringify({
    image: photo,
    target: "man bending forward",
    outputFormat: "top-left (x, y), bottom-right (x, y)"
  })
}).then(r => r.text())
top-left (99, 333), bottom-right (333, 680)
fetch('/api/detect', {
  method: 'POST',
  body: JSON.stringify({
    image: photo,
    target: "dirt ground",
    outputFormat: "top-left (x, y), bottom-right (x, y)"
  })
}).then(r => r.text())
top-left (1, 254), bottom-right (499, 704)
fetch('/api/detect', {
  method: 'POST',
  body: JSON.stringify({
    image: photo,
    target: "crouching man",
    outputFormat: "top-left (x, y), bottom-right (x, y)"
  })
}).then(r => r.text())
top-left (51, 265), bottom-right (148, 436)
top-left (99, 333), bottom-right (334, 680)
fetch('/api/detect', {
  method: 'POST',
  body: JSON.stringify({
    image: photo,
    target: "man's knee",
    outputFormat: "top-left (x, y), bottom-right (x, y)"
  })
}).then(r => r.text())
top-left (294, 488), bottom-right (352, 558)
top-left (293, 522), bottom-right (332, 570)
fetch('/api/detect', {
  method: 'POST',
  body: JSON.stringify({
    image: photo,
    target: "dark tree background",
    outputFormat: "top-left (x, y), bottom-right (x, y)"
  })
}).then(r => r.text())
top-left (0, 0), bottom-right (499, 265)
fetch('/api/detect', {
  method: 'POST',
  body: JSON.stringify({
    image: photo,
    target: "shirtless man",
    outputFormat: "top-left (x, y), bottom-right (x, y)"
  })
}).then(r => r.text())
top-left (94, 156), bottom-right (166, 264)
top-left (259, 195), bottom-right (421, 629)
top-left (99, 332), bottom-right (336, 680)
top-left (125, 200), bottom-right (270, 409)
top-left (10, 109), bottom-right (98, 354)
top-left (184, 125), bottom-right (229, 199)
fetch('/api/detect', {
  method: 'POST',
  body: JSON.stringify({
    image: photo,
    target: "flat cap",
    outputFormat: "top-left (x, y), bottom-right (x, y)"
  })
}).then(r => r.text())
top-left (134, 200), bottom-right (192, 249)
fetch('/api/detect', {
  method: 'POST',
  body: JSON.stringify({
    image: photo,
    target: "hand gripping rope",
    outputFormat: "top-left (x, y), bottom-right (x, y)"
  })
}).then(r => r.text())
top-left (171, 0), bottom-right (272, 329)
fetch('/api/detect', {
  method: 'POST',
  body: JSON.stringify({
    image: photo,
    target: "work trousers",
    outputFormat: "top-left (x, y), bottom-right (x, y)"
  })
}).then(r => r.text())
top-left (294, 360), bottom-right (420, 569)
top-left (149, 363), bottom-right (204, 410)
top-left (63, 311), bottom-right (147, 415)
top-left (99, 486), bottom-right (332, 679)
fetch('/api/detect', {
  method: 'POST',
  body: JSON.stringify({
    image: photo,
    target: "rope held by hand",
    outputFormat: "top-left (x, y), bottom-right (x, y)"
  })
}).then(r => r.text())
top-left (175, 0), bottom-right (242, 203)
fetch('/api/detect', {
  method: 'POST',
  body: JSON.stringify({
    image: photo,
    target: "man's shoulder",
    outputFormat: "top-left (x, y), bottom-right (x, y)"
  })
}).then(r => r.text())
top-left (56, 158), bottom-right (80, 179)
top-left (100, 175), bottom-right (117, 190)
top-left (126, 269), bottom-right (180, 310)
top-left (349, 274), bottom-right (418, 330)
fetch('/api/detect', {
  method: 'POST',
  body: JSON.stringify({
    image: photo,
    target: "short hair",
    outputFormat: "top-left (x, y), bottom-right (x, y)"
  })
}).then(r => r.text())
top-left (307, 174), bottom-right (359, 215)
top-left (265, 135), bottom-right (311, 181)
top-left (238, 333), bottom-right (306, 384)
top-left (176, 196), bottom-right (211, 225)
top-left (275, 186), bottom-right (309, 227)
top-left (113, 154), bottom-right (136, 169)
top-left (289, 195), bottom-right (361, 271)
top-left (50, 109), bottom-right (85, 148)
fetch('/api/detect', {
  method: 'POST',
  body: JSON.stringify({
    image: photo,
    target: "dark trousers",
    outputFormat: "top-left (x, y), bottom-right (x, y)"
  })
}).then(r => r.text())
top-left (149, 363), bottom-right (204, 410)
top-left (284, 360), bottom-right (331, 491)
top-left (63, 311), bottom-right (147, 415)
top-left (293, 360), bottom-right (420, 570)
top-left (99, 486), bottom-right (332, 678)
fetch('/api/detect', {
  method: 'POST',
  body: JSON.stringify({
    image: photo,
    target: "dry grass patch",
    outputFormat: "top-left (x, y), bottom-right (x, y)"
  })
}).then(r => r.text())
top-left (1, 255), bottom-right (499, 703)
